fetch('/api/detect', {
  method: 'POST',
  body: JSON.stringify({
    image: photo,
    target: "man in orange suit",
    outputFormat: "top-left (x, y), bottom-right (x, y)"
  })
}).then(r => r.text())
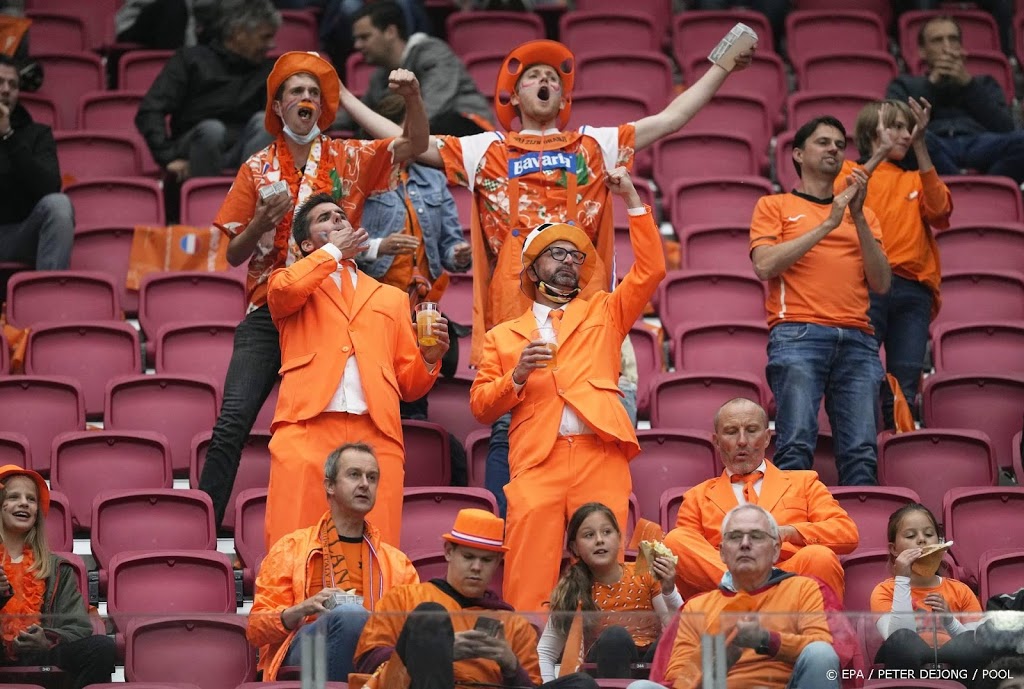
top-left (664, 398), bottom-right (859, 603)
top-left (265, 192), bottom-right (449, 549)
top-left (469, 167), bottom-right (666, 613)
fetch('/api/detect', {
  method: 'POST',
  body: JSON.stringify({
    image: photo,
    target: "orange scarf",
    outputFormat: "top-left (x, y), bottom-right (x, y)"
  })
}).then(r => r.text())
top-left (273, 136), bottom-right (338, 270)
top-left (1, 546), bottom-right (45, 660)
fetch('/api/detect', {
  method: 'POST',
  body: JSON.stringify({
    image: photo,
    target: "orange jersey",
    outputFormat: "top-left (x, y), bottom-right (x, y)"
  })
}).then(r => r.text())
top-left (870, 577), bottom-right (981, 648)
top-left (838, 160), bottom-right (950, 318)
top-left (216, 136), bottom-right (398, 309)
top-left (590, 561), bottom-right (663, 650)
top-left (749, 192), bottom-right (885, 333)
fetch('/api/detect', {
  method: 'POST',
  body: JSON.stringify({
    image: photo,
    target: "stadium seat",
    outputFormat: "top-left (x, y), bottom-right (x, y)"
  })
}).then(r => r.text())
top-left (440, 272), bottom-right (473, 328)
top-left (632, 429), bottom-right (717, 522)
top-left (401, 420), bottom-right (451, 487)
top-left (1014, 430), bottom-right (1023, 487)
top-left (785, 90), bottom-right (875, 134)
top-left (344, 51), bottom-right (375, 98)
top-left (0, 432), bottom-right (29, 468)
top-left (50, 430), bottom-right (172, 533)
top-left (6, 270), bottom-right (120, 329)
top-left (943, 176), bottom-right (1024, 225)
top-left (792, 0), bottom-right (891, 25)
top-left (628, 324), bottom-right (663, 419)
top-left (943, 487), bottom-right (1024, 587)
top-left (54, 131), bottom-right (142, 182)
top-left (610, 177), bottom-right (657, 230)
top-left (979, 549), bottom-right (1024, 604)
top-left (678, 224), bottom-right (755, 274)
top-left (426, 374), bottom-right (487, 447)
top-left (275, 10), bottom-right (319, 52)
top-left (54, 550), bottom-right (89, 605)
top-left (568, 92), bottom-right (650, 130)
top-left (461, 50), bottom-right (505, 99)
top-left (898, 10), bottom-right (1001, 63)
top-left (118, 49), bottom-right (174, 91)
top-left (401, 486), bottom-right (498, 556)
top-left (23, 10), bottom-right (87, 52)
top-left (653, 131), bottom-right (760, 189)
top-left (931, 270), bottom-right (1024, 332)
top-left (577, 0), bottom-right (671, 39)
top-left (560, 11), bottom-right (659, 57)
top-left (445, 11), bottom-right (544, 58)
top-left (830, 487), bottom-right (922, 555)
top-left (935, 222), bottom-right (1024, 274)
top-left (18, 92), bottom-right (60, 130)
top-left (672, 322), bottom-right (768, 385)
top-left (659, 486), bottom-right (688, 533)
top-left (65, 177), bottom-right (165, 226)
top-left (0, 376), bottom-right (84, 475)
top-left (124, 616), bottom-right (256, 689)
top-left (46, 490), bottom-right (73, 552)
top-left (190, 430), bottom-right (271, 533)
top-left (154, 321), bottom-right (236, 384)
top-left (931, 321), bottom-right (1024, 375)
top-left (24, 321), bottom-right (141, 417)
top-left (411, 548), bottom-right (504, 595)
top-left (464, 429), bottom-right (489, 489)
top-left (786, 11), bottom-right (886, 63)
top-left (671, 10), bottom-right (773, 64)
top-left (793, 52), bottom-right (898, 94)
top-left (657, 270), bottom-right (766, 335)
top-left (91, 489), bottom-right (217, 591)
top-left (77, 90), bottom-right (146, 131)
top-left (70, 225), bottom-right (139, 314)
top-left (104, 374), bottom-right (220, 475)
top-left (649, 371), bottom-right (764, 430)
top-left (682, 94), bottom-right (773, 161)
top-left (667, 177), bottom-right (774, 232)
top-left (33, 51), bottom-right (105, 130)
top-left (234, 488), bottom-right (268, 595)
top-left (179, 177), bottom-right (234, 227)
top-left (765, 430), bottom-right (839, 486)
top-left (138, 272), bottom-right (246, 340)
top-left (842, 549), bottom-right (892, 612)
top-left (0, 331), bottom-right (6, 375)
top-left (26, 0), bottom-right (117, 48)
top-left (576, 52), bottom-right (673, 113)
top-left (681, 52), bottom-right (787, 130)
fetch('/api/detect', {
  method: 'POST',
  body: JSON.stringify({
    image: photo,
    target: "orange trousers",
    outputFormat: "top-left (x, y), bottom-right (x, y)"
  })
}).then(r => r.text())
top-left (266, 412), bottom-right (404, 550)
top-left (664, 528), bottom-right (846, 602)
top-left (503, 434), bottom-right (632, 613)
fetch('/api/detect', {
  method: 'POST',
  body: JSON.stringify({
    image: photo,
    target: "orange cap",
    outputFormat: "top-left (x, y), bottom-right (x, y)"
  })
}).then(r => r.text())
top-left (0, 464), bottom-right (50, 517)
top-left (494, 40), bottom-right (575, 131)
top-left (443, 508), bottom-right (508, 552)
top-left (264, 51), bottom-right (340, 136)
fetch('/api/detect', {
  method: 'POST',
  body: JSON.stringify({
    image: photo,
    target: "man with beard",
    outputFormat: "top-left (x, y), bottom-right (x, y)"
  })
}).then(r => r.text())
top-left (749, 116), bottom-right (891, 488)
top-left (468, 167), bottom-right (665, 612)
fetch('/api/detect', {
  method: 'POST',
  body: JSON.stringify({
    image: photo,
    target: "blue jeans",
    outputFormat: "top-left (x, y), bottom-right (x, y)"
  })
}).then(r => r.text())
top-left (868, 275), bottom-right (933, 429)
top-left (0, 193), bottom-right (74, 269)
top-left (485, 413), bottom-right (511, 518)
top-left (198, 305), bottom-right (281, 525)
top-left (282, 603), bottom-right (369, 681)
top-left (767, 322), bottom-right (883, 486)
top-left (926, 129), bottom-right (1024, 183)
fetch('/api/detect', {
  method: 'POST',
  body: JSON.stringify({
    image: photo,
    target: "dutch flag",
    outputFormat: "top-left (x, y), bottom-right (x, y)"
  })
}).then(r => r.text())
top-left (179, 233), bottom-right (197, 255)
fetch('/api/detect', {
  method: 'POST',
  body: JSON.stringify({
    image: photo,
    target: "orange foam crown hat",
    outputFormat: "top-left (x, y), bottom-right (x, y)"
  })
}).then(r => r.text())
top-left (265, 51), bottom-right (340, 136)
top-left (494, 40), bottom-right (575, 131)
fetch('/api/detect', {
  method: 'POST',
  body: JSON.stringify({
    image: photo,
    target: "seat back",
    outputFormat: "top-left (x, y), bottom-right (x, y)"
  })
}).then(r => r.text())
top-left (979, 550), bottom-right (1024, 604)
top-left (671, 10), bottom-right (774, 63)
top-left (932, 322), bottom-right (1024, 375)
top-left (138, 272), bottom-right (246, 340)
top-left (191, 431), bottom-right (271, 533)
top-left (401, 420), bottom-right (451, 487)
top-left (631, 429), bottom-right (717, 522)
top-left (830, 487), bottom-right (922, 554)
top-left (841, 549), bottom-right (890, 613)
top-left (628, 324), bottom-right (663, 419)
top-left (426, 375), bottom-right (487, 447)
top-left (233, 488), bottom-right (268, 594)
top-left (679, 224), bottom-right (757, 274)
top-left (944, 176), bottom-right (1024, 225)
top-left (923, 374), bottom-right (1024, 469)
top-left (680, 52), bottom-right (787, 127)
top-left (944, 487), bottom-right (1024, 587)
top-left (461, 50), bottom-right (504, 99)
top-left (659, 487), bottom-right (689, 533)
top-left (179, 177), bottom-right (234, 227)
top-left (440, 273), bottom-right (473, 328)
top-left (18, 93), bottom-right (60, 130)
top-left (935, 223), bottom-right (1024, 274)
top-left (6, 270), bottom-right (120, 329)
top-left (794, 51), bottom-right (898, 93)
top-left (649, 372), bottom-right (764, 430)
top-left (464, 429), bottom-right (489, 489)
top-left (46, 490), bottom-right (74, 552)
top-left (445, 11), bottom-right (545, 57)
top-left (124, 616), bottom-right (256, 689)
top-left (932, 270), bottom-right (1024, 331)
top-left (155, 321), bottom-right (237, 385)
top-left (668, 177), bottom-right (774, 232)
top-left (401, 487), bottom-right (498, 557)
top-left (653, 131), bottom-right (759, 188)
top-left (785, 90), bottom-right (875, 134)
top-left (672, 321), bottom-right (768, 384)
top-left (34, 51), bottom-right (105, 130)
top-left (71, 226), bottom-right (139, 314)
top-left (118, 50), bottom-right (174, 90)
top-left (560, 11), bottom-right (659, 57)
top-left (344, 51), bottom-right (375, 97)
top-left (54, 131), bottom-right (142, 182)
top-left (275, 10), bottom-right (319, 52)
top-left (576, 52), bottom-right (673, 113)
top-left (682, 94), bottom-right (772, 155)
top-left (107, 550), bottom-right (236, 624)
top-left (786, 10), bottom-right (886, 63)
top-left (65, 177), bottom-right (165, 226)
top-left (657, 270), bottom-right (766, 334)
top-left (568, 92), bottom-right (650, 129)
top-left (0, 377), bottom-right (84, 475)
top-left (23, 10), bottom-right (87, 52)
top-left (766, 431), bottom-right (839, 486)
top-left (0, 433), bottom-right (29, 469)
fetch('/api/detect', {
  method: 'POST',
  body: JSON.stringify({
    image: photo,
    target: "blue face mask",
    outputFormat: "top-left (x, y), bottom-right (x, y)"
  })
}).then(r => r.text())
top-left (283, 123), bottom-right (321, 145)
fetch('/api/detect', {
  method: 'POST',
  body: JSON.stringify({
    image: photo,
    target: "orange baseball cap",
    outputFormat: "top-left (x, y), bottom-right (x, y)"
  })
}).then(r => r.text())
top-left (0, 464), bottom-right (50, 517)
top-left (264, 51), bottom-right (340, 136)
top-left (494, 40), bottom-right (575, 131)
top-left (443, 508), bottom-right (508, 552)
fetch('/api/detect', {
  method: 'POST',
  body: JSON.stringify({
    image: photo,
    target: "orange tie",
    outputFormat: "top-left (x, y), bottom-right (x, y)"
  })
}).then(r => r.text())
top-left (339, 259), bottom-right (356, 308)
top-left (549, 309), bottom-right (564, 334)
top-left (730, 470), bottom-right (764, 505)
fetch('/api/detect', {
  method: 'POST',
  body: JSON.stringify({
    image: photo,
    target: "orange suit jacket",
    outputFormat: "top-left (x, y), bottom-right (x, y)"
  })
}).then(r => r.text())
top-left (469, 207), bottom-right (666, 478)
top-left (675, 461), bottom-right (859, 560)
top-left (267, 247), bottom-right (439, 444)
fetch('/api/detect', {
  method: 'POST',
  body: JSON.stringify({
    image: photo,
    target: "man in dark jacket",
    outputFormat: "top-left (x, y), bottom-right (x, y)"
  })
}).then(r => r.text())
top-left (134, 0), bottom-right (279, 181)
top-left (886, 15), bottom-right (1024, 183)
top-left (0, 55), bottom-right (73, 270)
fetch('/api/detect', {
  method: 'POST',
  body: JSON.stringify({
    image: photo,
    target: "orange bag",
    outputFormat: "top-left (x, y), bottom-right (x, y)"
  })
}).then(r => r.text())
top-left (126, 224), bottom-right (230, 290)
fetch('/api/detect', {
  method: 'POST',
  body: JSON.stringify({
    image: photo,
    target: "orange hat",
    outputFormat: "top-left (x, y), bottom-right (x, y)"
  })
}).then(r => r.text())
top-left (520, 222), bottom-right (596, 301)
top-left (494, 40), bottom-right (575, 131)
top-left (0, 464), bottom-right (50, 517)
top-left (443, 508), bottom-right (508, 552)
top-left (265, 51), bottom-right (340, 136)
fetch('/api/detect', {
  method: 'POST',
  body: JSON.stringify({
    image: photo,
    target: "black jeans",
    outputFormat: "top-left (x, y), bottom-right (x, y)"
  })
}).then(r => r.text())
top-left (585, 625), bottom-right (657, 679)
top-left (7, 634), bottom-right (117, 689)
top-left (198, 305), bottom-right (281, 526)
top-left (875, 628), bottom-right (997, 688)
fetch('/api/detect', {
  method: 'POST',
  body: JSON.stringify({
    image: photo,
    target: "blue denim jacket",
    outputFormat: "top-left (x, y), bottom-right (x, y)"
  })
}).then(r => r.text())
top-left (356, 164), bottom-right (469, 281)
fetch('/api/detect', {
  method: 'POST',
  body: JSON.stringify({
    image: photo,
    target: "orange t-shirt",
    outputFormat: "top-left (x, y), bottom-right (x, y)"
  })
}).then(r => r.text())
top-left (869, 577), bottom-right (981, 648)
top-left (215, 136), bottom-right (398, 310)
top-left (590, 561), bottom-right (663, 650)
top-left (749, 192), bottom-right (885, 333)
top-left (837, 160), bottom-right (950, 317)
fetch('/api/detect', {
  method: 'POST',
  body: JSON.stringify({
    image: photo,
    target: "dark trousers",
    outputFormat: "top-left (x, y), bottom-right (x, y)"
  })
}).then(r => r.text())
top-left (585, 625), bottom-right (657, 679)
top-left (396, 602), bottom-right (599, 689)
top-left (198, 305), bottom-right (281, 526)
top-left (6, 634), bottom-right (117, 689)
top-left (875, 628), bottom-right (997, 688)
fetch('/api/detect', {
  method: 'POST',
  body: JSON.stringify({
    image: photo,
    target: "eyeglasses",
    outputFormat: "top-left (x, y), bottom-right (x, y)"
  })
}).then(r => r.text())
top-left (543, 246), bottom-right (586, 265)
top-left (722, 530), bottom-right (773, 544)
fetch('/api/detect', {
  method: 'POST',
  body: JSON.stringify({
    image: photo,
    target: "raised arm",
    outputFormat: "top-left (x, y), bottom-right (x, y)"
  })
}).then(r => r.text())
top-left (340, 77), bottom-right (443, 168)
top-left (386, 69), bottom-right (429, 163)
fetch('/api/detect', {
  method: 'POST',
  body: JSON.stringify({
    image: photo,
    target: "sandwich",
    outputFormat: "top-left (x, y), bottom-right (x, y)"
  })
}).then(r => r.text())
top-left (911, 541), bottom-right (954, 577)
top-left (636, 540), bottom-right (678, 575)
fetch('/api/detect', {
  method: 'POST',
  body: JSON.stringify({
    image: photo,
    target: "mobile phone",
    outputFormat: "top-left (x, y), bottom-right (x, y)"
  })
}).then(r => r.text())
top-left (474, 616), bottom-right (504, 638)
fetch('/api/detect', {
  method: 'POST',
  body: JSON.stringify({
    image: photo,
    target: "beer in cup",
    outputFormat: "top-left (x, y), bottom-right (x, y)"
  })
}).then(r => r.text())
top-left (415, 302), bottom-right (440, 346)
top-left (532, 326), bottom-right (558, 369)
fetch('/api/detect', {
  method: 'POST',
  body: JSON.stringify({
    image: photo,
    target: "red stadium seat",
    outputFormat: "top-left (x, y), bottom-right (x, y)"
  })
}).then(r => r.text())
top-left (577, 0), bottom-right (671, 39)
top-left (785, 90), bottom-right (875, 134)
top-left (632, 429), bottom-right (717, 522)
top-left (944, 487), bottom-right (1024, 587)
top-left (679, 224), bottom-right (756, 274)
top-left (461, 50), bottom-right (504, 99)
top-left (792, 0), bottom-right (891, 27)
top-left (445, 11), bottom-right (544, 58)
top-left (426, 374), bottom-right (486, 447)
top-left (275, 10), bottom-right (319, 52)
top-left (154, 321), bottom-right (236, 384)
top-left (576, 52), bottom-right (673, 113)
top-left (793, 52), bottom-right (898, 94)
top-left (935, 222), bottom-right (1024, 274)
top-left (979, 549), bottom-right (1024, 604)
top-left (653, 131), bottom-right (760, 189)
top-left (124, 616), bottom-right (256, 689)
top-left (682, 94), bottom-right (772, 161)
top-left (77, 91), bottom-right (159, 176)
top-left (465, 429), bottom-right (489, 489)
top-left (23, 10), bottom-right (87, 52)
top-left (667, 177), bottom-right (774, 232)
top-left (680, 52), bottom-right (787, 131)
top-left (931, 270), bottom-right (1024, 332)
top-left (672, 322), bottom-right (768, 384)
top-left (766, 430), bottom-right (838, 486)
top-left (0, 376), bottom-right (84, 475)
top-left (54, 131), bottom-right (142, 182)
top-left (25, 321), bottom-right (141, 418)
top-left (46, 490), bottom-right (73, 552)
top-left (830, 487), bottom-right (922, 555)
top-left (786, 11), bottom-right (886, 63)
top-left (657, 270), bottom-right (766, 334)
top-left (55, 550), bottom-right (89, 605)
top-left (33, 51), bottom-right (104, 129)
top-left (1014, 430), bottom-right (1023, 487)
top-left (628, 324), bottom-right (663, 419)
top-left (70, 225), bottom-right (139, 314)
top-left (560, 11), bottom-right (659, 58)
top-left (943, 175), bottom-right (1024, 225)
top-left (234, 488), bottom-right (267, 595)
top-left (26, 0), bottom-right (118, 48)
top-left (65, 177), bottom-right (165, 226)
top-left (401, 486), bottom-right (498, 556)
top-left (179, 177), bottom-right (234, 227)
top-left (18, 92), bottom-right (60, 129)
top-left (344, 51), bottom-right (375, 97)
top-left (0, 432), bottom-right (29, 468)
top-left (6, 270), bottom-right (120, 329)
top-left (440, 273), bottom-right (473, 328)
top-left (50, 430), bottom-right (172, 533)
top-left (0, 330), bottom-right (6, 376)
top-left (649, 371), bottom-right (764, 430)
top-left (610, 177), bottom-right (656, 231)
top-left (118, 50), bottom-right (174, 91)
top-left (671, 10), bottom-right (773, 63)
top-left (568, 92), bottom-right (650, 130)
top-left (105, 374), bottom-right (220, 476)
top-left (659, 487), bottom-right (688, 533)
top-left (899, 10), bottom-right (1001, 62)
top-left (138, 272), bottom-right (246, 340)
top-left (841, 549), bottom-right (892, 613)
top-left (190, 430), bottom-right (271, 533)
top-left (402, 420), bottom-right (452, 487)
top-left (932, 321), bottom-right (1024, 375)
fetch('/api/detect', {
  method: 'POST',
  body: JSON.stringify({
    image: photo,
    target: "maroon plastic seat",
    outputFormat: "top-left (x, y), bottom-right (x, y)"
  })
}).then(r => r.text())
top-left (657, 270), bottom-right (766, 335)
top-left (402, 420), bottom-right (451, 487)
top-left (829, 487), bottom-right (922, 555)
top-left (27, 0), bottom-right (117, 48)
top-left (33, 51), bottom-right (104, 130)
top-left (680, 52), bottom-right (786, 132)
top-left (464, 429), bottom-right (489, 489)
top-left (628, 324), bottom-right (663, 419)
top-left (667, 177), bottom-right (774, 233)
top-left (70, 226), bottom-right (139, 314)
top-left (6, 270), bottom-right (120, 329)
top-left (568, 91), bottom-right (650, 130)
top-left (943, 175), bottom-right (1024, 226)
top-left (344, 51), bottom-right (375, 97)
top-left (155, 321), bottom-right (237, 385)
top-left (785, 90), bottom-right (876, 134)
top-left (23, 10), bottom-right (87, 52)
top-left (190, 430), bottom-right (270, 533)
top-left (931, 321), bottom-right (1024, 375)
top-left (233, 488), bottom-right (268, 596)
top-left (426, 374), bottom-right (487, 448)
top-left (124, 615), bottom-right (256, 689)
top-left (0, 432), bottom-right (29, 469)
top-left (118, 50), bottom-right (174, 91)
top-left (631, 429), bottom-right (717, 523)
top-left (445, 11), bottom-right (544, 57)
top-left (19, 92), bottom-right (60, 130)
top-left (576, 51), bottom-right (673, 114)
top-left (672, 321), bottom-right (768, 386)
top-left (51, 430), bottom-right (172, 533)
top-left (105, 374), bottom-right (220, 476)
top-left (935, 223), bottom-right (1024, 274)
top-left (439, 273), bottom-right (473, 329)
top-left (65, 177), bottom-right (165, 226)
top-left (25, 321), bottom-right (140, 418)
top-left (794, 51), bottom-right (898, 94)
top-left (0, 376), bottom-right (84, 475)
top-left (659, 486), bottom-right (698, 533)
top-left (943, 487), bottom-right (1024, 587)
top-left (979, 549), bottom-right (1024, 604)
top-left (179, 177), bottom-right (235, 227)
top-left (275, 10), bottom-right (319, 52)
top-left (649, 371), bottom-right (764, 431)
top-left (461, 50), bottom-right (504, 100)
top-left (930, 270), bottom-right (1024, 332)
top-left (55, 131), bottom-right (142, 181)
top-left (560, 11), bottom-right (659, 58)
top-left (787, 10), bottom-right (886, 63)
top-left (678, 225), bottom-right (757, 275)
top-left (1014, 430), bottom-right (1023, 486)
top-left (138, 271), bottom-right (246, 341)
top-left (681, 95), bottom-right (773, 161)
top-left (654, 131), bottom-right (760, 189)
top-left (46, 490), bottom-right (73, 552)
top-left (401, 487), bottom-right (498, 557)
top-left (577, 0), bottom-right (670, 38)
top-left (671, 10), bottom-right (773, 63)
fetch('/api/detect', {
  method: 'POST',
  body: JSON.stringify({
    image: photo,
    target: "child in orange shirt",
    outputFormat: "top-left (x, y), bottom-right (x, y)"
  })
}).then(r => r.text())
top-left (537, 503), bottom-right (682, 681)
top-left (870, 503), bottom-right (994, 685)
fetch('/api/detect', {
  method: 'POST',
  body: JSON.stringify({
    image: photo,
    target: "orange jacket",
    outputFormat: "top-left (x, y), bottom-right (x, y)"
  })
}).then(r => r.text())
top-left (247, 512), bottom-right (419, 680)
top-left (673, 461), bottom-right (860, 561)
top-left (469, 207), bottom-right (665, 478)
top-left (267, 248), bottom-right (439, 445)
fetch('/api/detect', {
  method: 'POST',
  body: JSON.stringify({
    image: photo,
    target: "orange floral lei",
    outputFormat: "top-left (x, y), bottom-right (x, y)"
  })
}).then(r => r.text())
top-left (1, 545), bottom-right (45, 660)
